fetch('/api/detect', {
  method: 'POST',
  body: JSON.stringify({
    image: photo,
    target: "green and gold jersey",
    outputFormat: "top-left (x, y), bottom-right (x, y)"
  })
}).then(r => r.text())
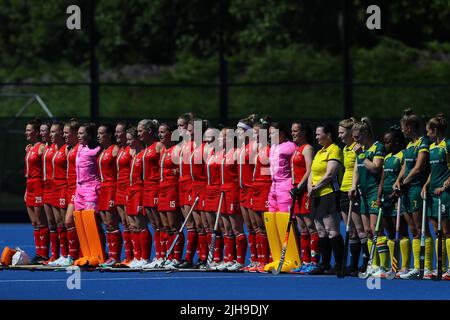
top-left (341, 142), bottom-right (356, 192)
top-left (357, 141), bottom-right (385, 194)
top-left (383, 151), bottom-right (403, 195)
top-left (403, 136), bottom-right (430, 186)
top-left (429, 139), bottom-right (450, 192)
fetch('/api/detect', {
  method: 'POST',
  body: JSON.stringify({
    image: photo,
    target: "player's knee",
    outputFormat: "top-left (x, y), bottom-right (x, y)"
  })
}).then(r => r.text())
top-left (317, 229), bottom-right (327, 238)
top-left (328, 229), bottom-right (340, 238)
top-left (106, 223), bottom-right (117, 232)
top-left (357, 231), bottom-right (367, 240)
top-left (56, 221), bottom-right (65, 228)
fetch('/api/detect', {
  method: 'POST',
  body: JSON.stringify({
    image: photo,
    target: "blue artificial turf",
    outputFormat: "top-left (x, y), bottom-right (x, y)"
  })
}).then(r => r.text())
top-left (0, 223), bottom-right (449, 300)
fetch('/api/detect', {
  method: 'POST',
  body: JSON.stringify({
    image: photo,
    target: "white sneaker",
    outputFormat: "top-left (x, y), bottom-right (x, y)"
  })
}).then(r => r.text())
top-left (443, 270), bottom-right (450, 280)
top-left (47, 256), bottom-right (66, 267)
top-left (59, 256), bottom-right (74, 267)
top-left (154, 258), bottom-right (165, 268)
top-left (127, 258), bottom-right (140, 269)
top-left (207, 261), bottom-right (221, 270)
top-left (371, 267), bottom-right (388, 278)
top-left (130, 259), bottom-right (148, 269)
top-left (395, 269), bottom-right (409, 279)
top-left (423, 268), bottom-right (434, 280)
top-left (227, 261), bottom-right (244, 271)
top-left (217, 261), bottom-right (234, 271)
top-left (365, 265), bottom-right (378, 276)
top-left (162, 259), bottom-right (173, 269)
top-left (165, 259), bottom-right (179, 269)
top-left (99, 258), bottom-right (117, 268)
top-left (142, 258), bottom-right (158, 269)
top-left (400, 268), bottom-right (420, 280)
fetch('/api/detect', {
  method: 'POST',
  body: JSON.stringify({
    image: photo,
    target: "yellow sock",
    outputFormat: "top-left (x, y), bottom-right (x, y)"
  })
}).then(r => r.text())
top-left (368, 239), bottom-right (379, 267)
top-left (377, 236), bottom-right (389, 269)
top-left (425, 237), bottom-right (434, 270)
top-left (435, 238), bottom-right (447, 272)
top-left (387, 239), bottom-right (395, 268)
top-left (412, 238), bottom-right (420, 269)
top-left (400, 238), bottom-right (411, 270)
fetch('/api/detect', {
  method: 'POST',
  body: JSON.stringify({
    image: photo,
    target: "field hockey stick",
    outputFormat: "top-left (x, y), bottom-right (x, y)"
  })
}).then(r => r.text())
top-left (160, 196), bottom-right (200, 268)
top-left (419, 196), bottom-right (427, 279)
top-left (391, 195), bottom-right (402, 274)
top-left (206, 191), bottom-right (225, 268)
top-left (338, 200), bottom-right (353, 278)
top-left (433, 195), bottom-right (443, 281)
top-left (272, 193), bottom-right (297, 275)
top-left (359, 197), bottom-right (384, 279)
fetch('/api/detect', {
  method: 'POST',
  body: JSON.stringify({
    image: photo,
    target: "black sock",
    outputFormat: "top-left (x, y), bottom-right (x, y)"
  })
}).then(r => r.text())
top-left (360, 237), bottom-right (370, 270)
top-left (330, 235), bottom-right (344, 269)
top-left (319, 237), bottom-right (331, 268)
top-left (349, 238), bottom-right (361, 270)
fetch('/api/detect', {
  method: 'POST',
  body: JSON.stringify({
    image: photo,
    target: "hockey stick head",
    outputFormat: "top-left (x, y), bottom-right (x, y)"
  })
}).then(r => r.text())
top-left (386, 272), bottom-right (396, 280)
top-left (271, 267), bottom-right (281, 275)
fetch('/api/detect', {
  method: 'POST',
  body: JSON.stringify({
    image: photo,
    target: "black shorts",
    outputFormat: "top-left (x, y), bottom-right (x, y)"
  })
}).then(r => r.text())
top-left (311, 192), bottom-right (341, 219)
top-left (340, 191), bottom-right (360, 214)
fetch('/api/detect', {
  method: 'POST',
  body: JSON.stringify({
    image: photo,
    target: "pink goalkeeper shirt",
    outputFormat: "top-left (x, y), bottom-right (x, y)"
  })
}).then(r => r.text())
top-left (76, 144), bottom-right (101, 184)
top-left (269, 140), bottom-right (297, 183)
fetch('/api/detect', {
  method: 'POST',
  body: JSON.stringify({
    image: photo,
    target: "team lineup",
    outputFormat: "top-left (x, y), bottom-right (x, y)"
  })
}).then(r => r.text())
top-left (8, 109), bottom-right (450, 280)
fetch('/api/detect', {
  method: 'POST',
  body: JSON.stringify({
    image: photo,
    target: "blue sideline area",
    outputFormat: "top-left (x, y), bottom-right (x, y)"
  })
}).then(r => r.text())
top-left (0, 223), bottom-right (449, 300)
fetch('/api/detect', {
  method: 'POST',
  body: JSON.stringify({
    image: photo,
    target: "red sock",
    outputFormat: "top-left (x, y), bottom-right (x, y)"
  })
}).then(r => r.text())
top-left (236, 234), bottom-right (248, 264)
top-left (131, 232), bottom-right (142, 260)
top-left (106, 232), bottom-right (112, 258)
top-left (223, 236), bottom-right (230, 263)
top-left (33, 229), bottom-right (40, 256)
top-left (109, 230), bottom-right (122, 261)
top-left (301, 233), bottom-right (311, 263)
top-left (260, 233), bottom-right (269, 264)
top-left (185, 230), bottom-right (198, 263)
top-left (140, 229), bottom-right (152, 260)
top-left (256, 233), bottom-right (262, 264)
top-left (96, 227), bottom-right (105, 252)
top-left (50, 230), bottom-right (59, 258)
top-left (197, 232), bottom-right (204, 260)
top-left (248, 232), bottom-right (257, 263)
top-left (174, 232), bottom-right (184, 261)
top-left (67, 228), bottom-right (80, 259)
top-left (167, 233), bottom-right (175, 260)
top-left (123, 230), bottom-right (133, 261)
top-left (229, 236), bottom-right (236, 261)
top-left (39, 227), bottom-right (49, 259)
top-left (310, 232), bottom-right (320, 263)
top-left (200, 233), bottom-right (208, 261)
top-left (57, 227), bottom-right (68, 257)
top-left (214, 235), bottom-right (223, 262)
top-left (153, 230), bottom-right (161, 259)
top-left (160, 231), bottom-right (167, 257)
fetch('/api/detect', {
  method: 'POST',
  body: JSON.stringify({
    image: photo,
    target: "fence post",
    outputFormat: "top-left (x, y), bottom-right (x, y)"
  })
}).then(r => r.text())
top-left (219, 0), bottom-right (228, 126)
top-left (89, 0), bottom-right (99, 124)
top-left (340, 0), bottom-right (354, 118)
